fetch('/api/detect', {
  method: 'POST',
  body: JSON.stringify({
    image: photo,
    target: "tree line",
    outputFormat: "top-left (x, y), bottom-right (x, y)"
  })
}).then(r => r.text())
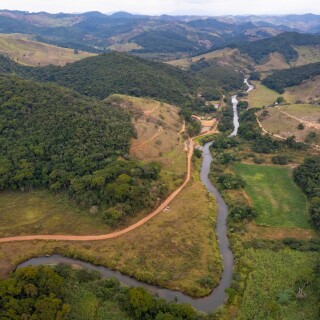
top-left (262, 61), bottom-right (320, 93)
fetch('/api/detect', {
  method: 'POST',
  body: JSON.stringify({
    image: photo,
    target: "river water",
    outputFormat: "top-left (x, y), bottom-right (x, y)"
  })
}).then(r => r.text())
top-left (229, 78), bottom-right (254, 137)
top-left (17, 143), bottom-right (231, 313)
top-left (17, 78), bottom-right (253, 314)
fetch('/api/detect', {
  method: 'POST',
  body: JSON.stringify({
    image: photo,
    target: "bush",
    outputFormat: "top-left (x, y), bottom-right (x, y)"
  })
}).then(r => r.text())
top-left (309, 200), bottom-right (320, 231)
top-left (253, 157), bottom-right (265, 164)
top-left (230, 205), bottom-right (258, 221)
top-left (217, 173), bottom-right (246, 190)
top-left (272, 155), bottom-right (291, 165)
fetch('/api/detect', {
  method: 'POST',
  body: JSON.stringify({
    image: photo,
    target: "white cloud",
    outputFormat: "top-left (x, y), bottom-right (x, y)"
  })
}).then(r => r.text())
top-left (1, 0), bottom-right (320, 15)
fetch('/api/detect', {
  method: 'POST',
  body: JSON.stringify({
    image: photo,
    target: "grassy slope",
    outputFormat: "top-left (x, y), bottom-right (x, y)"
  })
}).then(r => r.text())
top-left (255, 52), bottom-right (291, 72)
top-left (245, 81), bottom-right (283, 108)
top-left (295, 45), bottom-right (320, 66)
top-left (285, 75), bottom-right (320, 103)
top-left (237, 249), bottom-right (319, 320)
top-left (233, 163), bottom-right (309, 228)
top-left (169, 44), bottom-right (320, 75)
top-left (108, 94), bottom-right (186, 192)
top-left (0, 33), bottom-right (94, 66)
top-left (258, 104), bottom-right (320, 144)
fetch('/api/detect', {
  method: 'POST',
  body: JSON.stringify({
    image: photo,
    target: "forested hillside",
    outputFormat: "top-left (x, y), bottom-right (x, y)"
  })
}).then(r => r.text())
top-left (190, 58), bottom-right (245, 99)
top-left (0, 75), bottom-right (166, 225)
top-left (0, 52), bottom-right (196, 106)
top-left (131, 31), bottom-right (199, 53)
top-left (262, 61), bottom-right (320, 93)
top-left (233, 32), bottom-right (320, 63)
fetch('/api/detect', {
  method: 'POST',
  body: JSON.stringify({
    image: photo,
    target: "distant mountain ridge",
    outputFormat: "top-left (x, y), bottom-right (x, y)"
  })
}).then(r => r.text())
top-left (0, 9), bottom-right (320, 59)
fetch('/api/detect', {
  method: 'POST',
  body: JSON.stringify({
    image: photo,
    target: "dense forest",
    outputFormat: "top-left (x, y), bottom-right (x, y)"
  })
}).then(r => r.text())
top-left (233, 32), bottom-right (320, 63)
top-left (294, 156), bottom-right (320, 230)
top-left (131, 31), bottom-right (199, 53)
top-left (0, 265), bottom-right (214, 320)
top-left (0, 53), bottom-right (196, 106)
top-left (262, 61), bottom-right (320, 93)
top-left (190, 58), bottom-right (245, 100)
top-left (0, 75), bottom-right (166, 225)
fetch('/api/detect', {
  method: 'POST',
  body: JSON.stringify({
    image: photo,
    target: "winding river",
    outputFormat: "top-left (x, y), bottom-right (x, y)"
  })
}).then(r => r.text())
top-left (230, 78), bottom-right (254, 137)
top-left (17, 78), bottom-right (253, 314)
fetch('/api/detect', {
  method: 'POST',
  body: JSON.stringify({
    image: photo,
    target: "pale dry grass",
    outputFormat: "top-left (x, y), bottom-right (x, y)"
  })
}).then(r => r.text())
top-left (0, 33), bottom-right (94, 66)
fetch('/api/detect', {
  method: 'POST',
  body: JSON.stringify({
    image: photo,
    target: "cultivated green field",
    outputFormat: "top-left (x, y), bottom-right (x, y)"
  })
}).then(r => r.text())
top-left (237, 249), bottom-right (319, 320)
top-left (233, 164), bottom-right (309, 228)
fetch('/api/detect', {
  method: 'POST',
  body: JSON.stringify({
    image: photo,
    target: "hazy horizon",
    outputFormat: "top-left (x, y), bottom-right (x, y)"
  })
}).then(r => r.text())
top-left (1, 0), bottom-right (320, 16)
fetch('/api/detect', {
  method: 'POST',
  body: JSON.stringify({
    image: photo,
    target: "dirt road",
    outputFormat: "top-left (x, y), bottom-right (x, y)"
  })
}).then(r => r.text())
top-left (0, 138), bottom-right (195, 243)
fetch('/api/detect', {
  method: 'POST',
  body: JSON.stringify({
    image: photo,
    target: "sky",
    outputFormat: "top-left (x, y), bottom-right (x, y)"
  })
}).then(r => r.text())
top-left (1, 0), bottom-right (320, 16)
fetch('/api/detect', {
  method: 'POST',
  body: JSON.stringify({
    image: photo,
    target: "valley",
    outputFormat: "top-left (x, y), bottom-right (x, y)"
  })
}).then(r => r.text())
top-left (0, 7), bottom-right (319, 320)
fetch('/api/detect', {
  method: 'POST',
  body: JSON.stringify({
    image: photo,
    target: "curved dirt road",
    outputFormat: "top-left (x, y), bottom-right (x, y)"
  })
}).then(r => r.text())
top-left (0, 139), bottom-right (194, 243)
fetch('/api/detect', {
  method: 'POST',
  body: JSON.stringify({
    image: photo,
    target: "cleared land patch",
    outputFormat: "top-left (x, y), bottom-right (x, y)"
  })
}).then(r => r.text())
top-left (258, 104), bottom-right (320, 144)
top-left (109, 94), bottom-right (187, 191)
top-left (255, 52), bottom-right (290, 72)
top-left (295, 45), bottom-right (320, 66)
top-left (285, 76), bottom-right (320, 103)
top-left (244, 81), bottom-right (285, 108)
top-left (0, 33), bottom-right (94, 66)
top-left (233, 163), bottom-right (309, 228)
top-left (0, 190), bottom-right (113, 237)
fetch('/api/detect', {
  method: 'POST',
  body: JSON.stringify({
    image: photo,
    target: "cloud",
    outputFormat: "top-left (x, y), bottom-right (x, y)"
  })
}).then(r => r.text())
top-left (1, 0), bottom-right (320, 15)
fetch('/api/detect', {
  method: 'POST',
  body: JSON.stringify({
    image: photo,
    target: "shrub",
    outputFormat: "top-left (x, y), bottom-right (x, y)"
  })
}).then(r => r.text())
top-left (229, 205), bottom-right (258, 221)
top-left (272, 155), bottom-right (291, 165)
top-left (217, 173), bottom-right (246, 190)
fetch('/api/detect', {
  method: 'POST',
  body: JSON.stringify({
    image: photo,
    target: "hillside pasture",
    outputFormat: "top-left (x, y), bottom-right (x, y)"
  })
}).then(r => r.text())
top-left (258, 104), bottom-right (320, 144)
top-left (244, 81), bottom-right (284, 108)
top-left (285, 75), bottom-right (320, 103)
top-left (107, 94), bottom-right (186, 192)
top-left (0, 33), bottom-right (94, 66)
top-left (295, 45), bottom-right (320, 66)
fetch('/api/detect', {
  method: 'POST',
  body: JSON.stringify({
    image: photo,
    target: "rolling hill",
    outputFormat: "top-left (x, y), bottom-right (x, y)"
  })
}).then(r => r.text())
top-left (0, 52), bottom-right (196, 106)
top-left (0, 33), bottom-right (94, 66)
top-left (262, 61), bottom-right (320, 93)
top-left (0, 9), bottom-right (298, 58)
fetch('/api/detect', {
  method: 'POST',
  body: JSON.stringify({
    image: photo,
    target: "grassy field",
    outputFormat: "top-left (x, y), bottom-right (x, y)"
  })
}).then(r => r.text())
top-left (295, 45), bottom-right (320, 66)
top-left (0, 174), bottom-right (222, 297)
top-left (255, 52), bottom-right (290, 72)
top-left (168, 48), bottom-right (238, 68)
top-left (233, 164), bottom-right (309, 228)
top-left (280, 104), bottom-right (320, 122)
top-left (258, 104), bottom-right (320, 144)
top-left (0, 190), bottom-right (113, 237)
top-left (237, 249), bottom-right (319, 320)
top-left (109, 94), bottom-right (187, 192)
top-left (285, 76), bottom-right (320, 103)
top-left (0, 33), bottom-right (94, 66)
top-left (244, 81), bottom-right (284, 108)
top-left (168, 48), bottom-right (251, 71)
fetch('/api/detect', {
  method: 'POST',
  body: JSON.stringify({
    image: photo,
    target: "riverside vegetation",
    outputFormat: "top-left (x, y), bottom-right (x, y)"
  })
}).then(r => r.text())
top-left (0, 19), bottom-right (320, 319)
